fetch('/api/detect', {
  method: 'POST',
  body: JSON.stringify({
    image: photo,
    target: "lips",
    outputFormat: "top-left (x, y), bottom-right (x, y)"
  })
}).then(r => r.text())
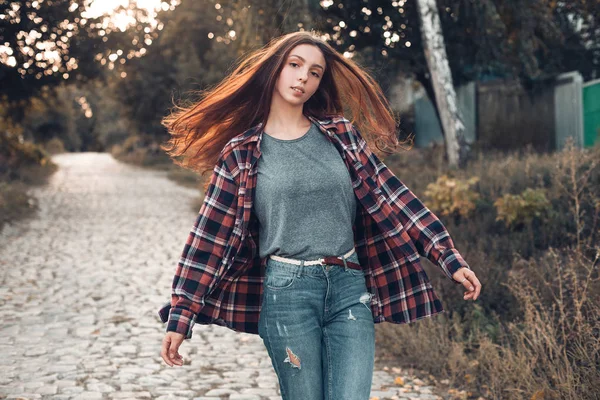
top-left (291, 87), bottom-right (304, 93)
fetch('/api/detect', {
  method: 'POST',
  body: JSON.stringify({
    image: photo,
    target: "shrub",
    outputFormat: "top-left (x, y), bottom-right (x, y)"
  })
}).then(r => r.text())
top-left (0, 181), bottom-right (38, 227)
top-left (0, 122), bottom-right (57, 231)
top-left (423, 174), bottom-right (481, 218)
top-left (0, 129), bottom-right (53, 181)
top-left (43, 137), bottom-right (66, 155)
top-left (111, 134), bottom-right (171, 167)
top-left (376, 139), bottom-right (600, 400)
top-left (494, 187), bottom-right (552, 229)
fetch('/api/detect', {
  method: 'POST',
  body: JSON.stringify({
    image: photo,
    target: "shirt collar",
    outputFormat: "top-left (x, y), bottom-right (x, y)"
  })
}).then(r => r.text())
top-left (235, 114), bottom-right (340, 146)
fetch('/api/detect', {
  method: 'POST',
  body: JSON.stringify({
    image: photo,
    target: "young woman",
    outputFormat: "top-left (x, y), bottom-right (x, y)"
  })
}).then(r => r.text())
top-left (158, 31), bottom-right (481, 399)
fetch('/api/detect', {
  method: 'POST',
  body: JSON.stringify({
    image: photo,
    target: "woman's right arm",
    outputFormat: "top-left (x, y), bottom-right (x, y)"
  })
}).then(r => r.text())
top-left (165, 153), bottom-right (239, 339)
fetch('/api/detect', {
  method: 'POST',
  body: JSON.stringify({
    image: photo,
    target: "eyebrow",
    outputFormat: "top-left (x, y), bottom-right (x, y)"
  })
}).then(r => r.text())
top-left (288, 54), bottom-right (325, 71)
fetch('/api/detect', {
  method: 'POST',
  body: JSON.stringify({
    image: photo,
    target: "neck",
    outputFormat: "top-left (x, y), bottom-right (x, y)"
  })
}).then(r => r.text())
top-left (265, 92), bottom-right (310, 132)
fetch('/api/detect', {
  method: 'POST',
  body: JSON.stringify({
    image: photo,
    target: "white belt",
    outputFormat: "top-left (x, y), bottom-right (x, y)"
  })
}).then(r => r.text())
top-left (269, 247), bottom-right (355, 266)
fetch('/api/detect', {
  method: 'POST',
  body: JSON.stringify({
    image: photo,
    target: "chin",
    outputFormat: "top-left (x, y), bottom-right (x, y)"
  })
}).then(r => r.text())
top-left (285, 96), bottom-right (306, 105)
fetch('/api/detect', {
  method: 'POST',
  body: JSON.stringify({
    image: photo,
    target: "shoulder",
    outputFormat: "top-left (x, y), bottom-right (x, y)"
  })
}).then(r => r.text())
top-left (330, 114), bottom-right (352, 127)
top-left (216, 144), bottom-right (242, 181)
top-left (327, 115), bottom-right (361, 140)
top-left (326, 115), bottom-right (365, 153)
top-left (308, 114), bottom-right (361, 145)
top-left (216, 128), bottom-right (257, 179)
top-left (322, 114), bottom-right (353, 132)
top-left (221, 123), bottom-right (261, 155)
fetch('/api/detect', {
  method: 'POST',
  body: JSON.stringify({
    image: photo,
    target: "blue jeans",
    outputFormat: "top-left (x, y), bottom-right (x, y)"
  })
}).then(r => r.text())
top-left (258, 250), bottom-right (375, 400)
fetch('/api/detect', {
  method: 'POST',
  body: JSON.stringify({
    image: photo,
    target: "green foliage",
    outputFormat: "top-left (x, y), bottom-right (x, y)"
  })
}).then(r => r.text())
top-left (0, 0), bottom-right (160, 103)
top-left (116, 0), bottom-right (241, 139)
top-left (494, 188), bottom-right (552, 229)
top-left (115, 0), bottom-right (329, 140)
top-left (0, 129), bottom-right (51, 180)
top-left (423, 174), bottom-right (480, 218)
top-left (323, 0), bottom-right (600, 87)
top-left (20, 86), bottom-right (80, 150)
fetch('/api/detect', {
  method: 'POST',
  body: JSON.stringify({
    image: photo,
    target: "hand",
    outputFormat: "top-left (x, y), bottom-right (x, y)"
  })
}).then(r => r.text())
top-left (452, 267), bottom-right (481, 301)
top-left (161, 331), bottom-right (185, 367)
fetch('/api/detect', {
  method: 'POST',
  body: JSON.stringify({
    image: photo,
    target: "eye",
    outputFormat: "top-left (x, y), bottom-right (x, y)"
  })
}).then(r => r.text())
top-left (289, 61), bottom-right (320, 78)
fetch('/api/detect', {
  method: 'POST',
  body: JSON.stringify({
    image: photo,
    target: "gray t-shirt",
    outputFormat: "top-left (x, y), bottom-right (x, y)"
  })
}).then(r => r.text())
top-left (254, 121), bottom-right (357, 260)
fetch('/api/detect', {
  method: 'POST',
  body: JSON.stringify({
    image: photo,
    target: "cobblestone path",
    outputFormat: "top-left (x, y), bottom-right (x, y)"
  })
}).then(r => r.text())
top-left (0, 153), bottom-right (448, 400)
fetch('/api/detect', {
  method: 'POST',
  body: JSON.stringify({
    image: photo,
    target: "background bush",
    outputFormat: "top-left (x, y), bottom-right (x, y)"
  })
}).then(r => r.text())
top-left (0, 129), bottom-right (57, 232)
top-left (375, 139), bottom-right (600, 400)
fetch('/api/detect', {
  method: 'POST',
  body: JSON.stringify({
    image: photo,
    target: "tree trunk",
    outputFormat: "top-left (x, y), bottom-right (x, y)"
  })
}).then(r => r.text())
top-left (416, 0), bottom-right (469, 168)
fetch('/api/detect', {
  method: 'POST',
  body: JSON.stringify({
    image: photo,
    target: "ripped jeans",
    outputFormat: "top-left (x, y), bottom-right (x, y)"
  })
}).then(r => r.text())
top-left (257, 250), bottom-right (376, 400)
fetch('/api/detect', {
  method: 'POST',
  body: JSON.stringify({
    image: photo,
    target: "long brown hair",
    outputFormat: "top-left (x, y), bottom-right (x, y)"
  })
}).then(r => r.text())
top-left (161, 30), bottom-right (412, 185)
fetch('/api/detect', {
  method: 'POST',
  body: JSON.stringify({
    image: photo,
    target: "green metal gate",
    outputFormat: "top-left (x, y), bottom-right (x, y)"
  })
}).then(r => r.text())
top-left (583, 78), bottom-right (600, 148)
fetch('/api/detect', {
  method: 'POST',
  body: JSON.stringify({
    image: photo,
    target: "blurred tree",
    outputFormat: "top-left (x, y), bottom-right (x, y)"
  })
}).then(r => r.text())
top-left (107, 0), bottom-right (600, 150)
top-left (543, 0), bottom-right (600, 82)
top-left (223, 0), bottom-right (320, 56)
top-left (14, 77), bottom-right (123, 152)
top-left (20, 85), bottom-right (79, 150)
top-left (78, 76), bottom-right (130, 150)
top-left (115, 0), bottom-right (323, 139)
top-left (0, 0), bottom-right (164, 121)
top-left (317, 0), bottom-right (598, 167)
top-left (115, 0), bottom-right (228, 138)
top-left (320, 0), bottom-right (599, 102)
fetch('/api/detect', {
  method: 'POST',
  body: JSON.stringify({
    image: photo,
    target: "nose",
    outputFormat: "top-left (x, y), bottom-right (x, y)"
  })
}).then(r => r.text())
top-left (298, 69), bottom-right (308, 82)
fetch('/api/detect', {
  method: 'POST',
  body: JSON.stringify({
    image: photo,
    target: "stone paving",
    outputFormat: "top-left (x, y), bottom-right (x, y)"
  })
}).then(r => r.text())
top-left (0, 153), bottom-right (453, 400)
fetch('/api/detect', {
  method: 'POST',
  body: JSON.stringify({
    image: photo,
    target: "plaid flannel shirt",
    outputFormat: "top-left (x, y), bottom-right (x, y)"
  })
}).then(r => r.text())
top-left (158, 114), bottom-right (470, 339)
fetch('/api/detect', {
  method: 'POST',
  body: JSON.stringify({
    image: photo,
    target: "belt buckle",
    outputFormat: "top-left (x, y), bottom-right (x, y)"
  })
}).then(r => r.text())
top-left (318, 257), bottom-right (332, 271)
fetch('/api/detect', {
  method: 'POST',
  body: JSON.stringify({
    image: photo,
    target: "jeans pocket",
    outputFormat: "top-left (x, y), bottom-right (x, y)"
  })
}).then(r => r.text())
top-left (346, 267), bottom-right (364, 277)
top-left (344, 252), bottom-right (364, 276)
top-left (265, 268), bottom-right (296, 290)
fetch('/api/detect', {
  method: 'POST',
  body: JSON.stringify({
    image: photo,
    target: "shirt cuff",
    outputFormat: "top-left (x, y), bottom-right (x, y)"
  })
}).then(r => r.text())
top-left (166, 307), bottom-right (196, 340)
top-left (438, 247), bottom-right (471, 284)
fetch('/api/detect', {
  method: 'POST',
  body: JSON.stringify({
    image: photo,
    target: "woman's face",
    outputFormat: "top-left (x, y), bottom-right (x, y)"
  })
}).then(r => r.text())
top-left (274, 44), bottom-right (326, 106)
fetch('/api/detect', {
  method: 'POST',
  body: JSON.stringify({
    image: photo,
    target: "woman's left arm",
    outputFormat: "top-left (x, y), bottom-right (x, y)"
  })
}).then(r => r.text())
top-left (351, 124), bottom-right (481, 300)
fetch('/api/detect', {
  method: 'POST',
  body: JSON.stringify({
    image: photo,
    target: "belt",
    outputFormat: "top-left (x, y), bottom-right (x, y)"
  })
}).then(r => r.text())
top-left (269, 247), bottom-right (362, 271)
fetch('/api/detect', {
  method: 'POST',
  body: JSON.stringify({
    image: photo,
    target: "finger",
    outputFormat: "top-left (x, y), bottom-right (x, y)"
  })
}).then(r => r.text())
top-left (161, 337), bottom-right (173, 367)
top-left (467, 274), bottom-right (480, 298)
top-left (473, 279), bottom-right (482, 300)
top-left (464, 275), bottom-right (475, 298)
top-left (168, 338), bottom-right (183, 366)
top-left (169, 349), bottom-right (182, 365)
top-left (461, 274), bottom-right (475, 292)
top-left (464, 279), bottom-right (481, 300)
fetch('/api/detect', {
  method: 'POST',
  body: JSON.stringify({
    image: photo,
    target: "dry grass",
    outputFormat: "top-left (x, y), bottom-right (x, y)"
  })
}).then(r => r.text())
top-left (377, 139), bottom-right (600, 400)
top-left (0, 131), bottom-right (59, 232)
top-left (110, 135), bottom-right (173, 169)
